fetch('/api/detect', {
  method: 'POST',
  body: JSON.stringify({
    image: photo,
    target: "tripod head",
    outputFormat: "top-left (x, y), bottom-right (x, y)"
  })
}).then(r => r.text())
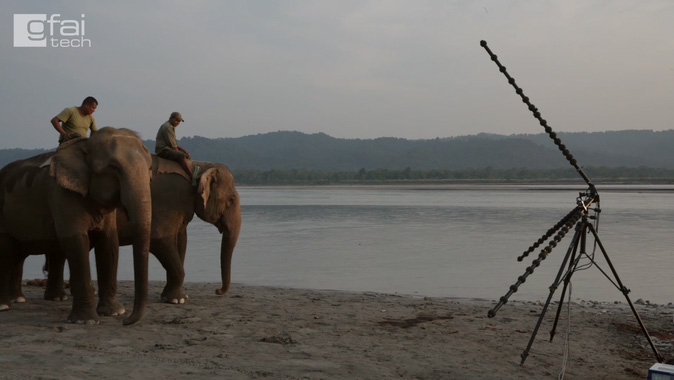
top-left (577, 186), bottom-right (599, 213)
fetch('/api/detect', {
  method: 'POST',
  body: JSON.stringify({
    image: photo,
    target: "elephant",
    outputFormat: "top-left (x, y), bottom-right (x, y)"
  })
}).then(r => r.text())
top-left (117, 156), bottom-right (241, 303)
top-left (0, 127), bottom-right (152, 325)
top-left (11, 156), bottom-right (241, 306)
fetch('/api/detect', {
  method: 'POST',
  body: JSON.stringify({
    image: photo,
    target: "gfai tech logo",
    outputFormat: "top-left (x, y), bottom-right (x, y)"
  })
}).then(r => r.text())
top-left (13, 14), bottom-right (91, 47)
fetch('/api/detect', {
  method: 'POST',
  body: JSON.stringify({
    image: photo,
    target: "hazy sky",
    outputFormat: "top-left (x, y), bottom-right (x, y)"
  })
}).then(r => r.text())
top-left (1, 1), bottom-right (672, 149)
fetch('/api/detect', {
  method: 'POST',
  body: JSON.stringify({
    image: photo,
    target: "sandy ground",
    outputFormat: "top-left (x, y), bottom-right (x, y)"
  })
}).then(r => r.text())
top-left (1, 281), bottom-right (673, 380)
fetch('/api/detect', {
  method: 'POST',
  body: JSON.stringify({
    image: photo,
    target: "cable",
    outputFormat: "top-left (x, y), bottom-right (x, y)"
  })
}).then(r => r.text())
top-left (557, 281), bottom-right (572, 380)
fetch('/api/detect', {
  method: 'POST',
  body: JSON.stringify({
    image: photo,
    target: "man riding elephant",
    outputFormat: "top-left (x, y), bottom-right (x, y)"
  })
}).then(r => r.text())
top-left (155, 111), bottom-right (200, 184)
top-left (50, 96), bottom-right (98, 145)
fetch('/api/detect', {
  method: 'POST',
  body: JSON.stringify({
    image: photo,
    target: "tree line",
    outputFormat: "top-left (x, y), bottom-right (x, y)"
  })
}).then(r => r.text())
top-left (170, 129), bottom-right (674, 172)
top-left (231, 166), bottom-right (674, 185)
top-left (4, 130), bottom-right (674, 185)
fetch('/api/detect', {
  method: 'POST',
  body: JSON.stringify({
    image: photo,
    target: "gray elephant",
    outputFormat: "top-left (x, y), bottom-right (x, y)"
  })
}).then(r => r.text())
top-left (0, 127), bottom-right (152, 325)
top-left (12, 156), bottom-right (240, 306)
top-left (118, 156), bottom-right (241, 303)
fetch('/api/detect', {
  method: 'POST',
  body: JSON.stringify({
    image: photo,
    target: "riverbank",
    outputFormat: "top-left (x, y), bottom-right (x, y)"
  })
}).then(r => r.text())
top-left (2, 281), bottom-right (673, 379)
top-left (237, 182), bottom-right (674, 192)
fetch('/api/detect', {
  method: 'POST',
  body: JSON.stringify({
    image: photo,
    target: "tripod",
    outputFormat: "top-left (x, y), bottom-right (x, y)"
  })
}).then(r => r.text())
top-left (487, 191), bottom-right (663, 364)
top-left (479, 40), bottom-right (665, 365)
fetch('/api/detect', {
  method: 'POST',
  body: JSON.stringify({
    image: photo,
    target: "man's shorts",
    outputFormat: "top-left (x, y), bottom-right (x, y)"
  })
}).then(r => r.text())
top-left (157, 148), bottom-right (189, 161)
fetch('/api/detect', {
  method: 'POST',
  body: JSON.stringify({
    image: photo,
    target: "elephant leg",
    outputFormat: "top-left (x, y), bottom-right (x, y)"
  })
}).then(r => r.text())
top-left (61, 234), bottom-right (99, 324)
top-left (0, 234), bottom-right (18, 311)
top-left (153, 234), bottom-right (187, 304)
top-left (178, 227), bottom-right (187, 266)
top-left (44, 252), bottom-right (69, 301)
top-left (175, 228), bottom-right (188, 301)
top-left (91, 226), bottom-right (125, 316)
top-left (9, 253), bottom-right (28, 303)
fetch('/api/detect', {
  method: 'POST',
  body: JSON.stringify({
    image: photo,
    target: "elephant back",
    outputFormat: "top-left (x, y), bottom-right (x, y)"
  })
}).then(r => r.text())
top-left (0, 151), bottom-right (55, 205)
top-left (152, 155), bottom-right (192, 183)
top-left (0, 151), bottom-right (57, 235)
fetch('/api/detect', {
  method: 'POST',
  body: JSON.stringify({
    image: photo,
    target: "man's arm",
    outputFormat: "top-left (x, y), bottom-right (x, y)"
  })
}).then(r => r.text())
top-left (89, 117), bottom-right (98, 135)
top-left (50, 116), bottom-right (71, 140)
top-left (176, 145), bottom-right (190, 159)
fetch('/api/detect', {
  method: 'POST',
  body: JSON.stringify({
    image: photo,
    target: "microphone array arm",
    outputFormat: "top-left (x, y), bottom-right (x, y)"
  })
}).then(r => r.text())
top-left (479, 40), bottom-right (595, 195)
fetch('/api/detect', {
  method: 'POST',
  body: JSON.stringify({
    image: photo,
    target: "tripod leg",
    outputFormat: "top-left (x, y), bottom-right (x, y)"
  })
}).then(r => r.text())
top-left (586, 224), bottom-right (664, 363)
top-left (520, 221), bottom-right (584, 365)
top-left (549, 221), bottom-right (586, 342)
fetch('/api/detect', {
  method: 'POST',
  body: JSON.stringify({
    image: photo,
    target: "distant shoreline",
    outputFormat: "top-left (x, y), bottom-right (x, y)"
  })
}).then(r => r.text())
top-left (237, 181), bottom-right (674, 192)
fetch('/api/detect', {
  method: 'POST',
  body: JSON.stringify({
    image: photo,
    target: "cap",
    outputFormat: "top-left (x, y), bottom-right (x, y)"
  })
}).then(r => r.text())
top-left (170, 112), bottom-right (185, 122)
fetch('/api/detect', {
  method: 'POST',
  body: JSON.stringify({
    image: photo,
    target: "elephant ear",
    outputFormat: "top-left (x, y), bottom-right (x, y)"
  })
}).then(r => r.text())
top-left (49, 143), bottom-right (90, 197)
top-left (197, 168), bottom-right (217, 209)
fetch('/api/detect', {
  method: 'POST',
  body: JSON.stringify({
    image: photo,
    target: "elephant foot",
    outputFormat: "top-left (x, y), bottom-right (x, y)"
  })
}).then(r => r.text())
top-left (97, 299), bottom-right (126, 316)
top-left (67, 309), bottom-right (100, 325)
top-left (0, 304), bottom-right (9, 311)
top-left (10, 287), bottom-right (26, 302)
top-left (70, 318), bottom-right (99, 325)
top-left (161, 289), bottom-right (188, 305)
top-left (44, 290), bottom-right (69, 301)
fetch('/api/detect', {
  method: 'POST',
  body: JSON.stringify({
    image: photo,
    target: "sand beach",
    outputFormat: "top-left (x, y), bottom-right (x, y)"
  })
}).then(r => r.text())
top-left (1, 281), bottom-right (673, 379)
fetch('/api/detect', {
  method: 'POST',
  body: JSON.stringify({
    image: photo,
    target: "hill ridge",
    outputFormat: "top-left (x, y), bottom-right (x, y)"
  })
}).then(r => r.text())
top-left (2, 129), bottom-right (673, 171)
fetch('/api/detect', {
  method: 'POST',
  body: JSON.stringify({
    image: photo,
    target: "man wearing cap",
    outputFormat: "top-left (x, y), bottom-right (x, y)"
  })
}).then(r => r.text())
top-left (155, 111), bottom-right (199, 183)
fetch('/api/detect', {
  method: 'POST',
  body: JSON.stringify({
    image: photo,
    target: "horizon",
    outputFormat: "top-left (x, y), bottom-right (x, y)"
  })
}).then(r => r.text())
top-left (3, 127), bottom-right (674, 151)
top-left (2, 1), bottom-right (673, 149)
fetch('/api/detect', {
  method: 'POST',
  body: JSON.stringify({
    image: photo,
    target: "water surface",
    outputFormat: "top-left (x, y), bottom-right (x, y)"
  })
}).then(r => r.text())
top-left (22, 184), bottom-right (674, 304)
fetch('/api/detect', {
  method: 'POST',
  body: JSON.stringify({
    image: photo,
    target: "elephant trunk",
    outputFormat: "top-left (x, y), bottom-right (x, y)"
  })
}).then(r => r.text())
top-left (119, 171), bottom-right (151, 325)
top-left (216, 216), bottom-right (240, 295)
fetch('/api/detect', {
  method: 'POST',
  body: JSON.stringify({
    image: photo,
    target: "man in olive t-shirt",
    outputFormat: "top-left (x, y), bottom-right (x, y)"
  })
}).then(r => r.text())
top-left (156, 111), bottom-right (198, 182)
top-left (50, 96), bottom-right (98, 144)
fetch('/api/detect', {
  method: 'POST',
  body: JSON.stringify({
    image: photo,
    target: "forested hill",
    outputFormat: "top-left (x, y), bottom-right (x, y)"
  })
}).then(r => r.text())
top-left (2, 129), bottom-right (674, 171)
top-left (154, 129), bottom-right (674, 171)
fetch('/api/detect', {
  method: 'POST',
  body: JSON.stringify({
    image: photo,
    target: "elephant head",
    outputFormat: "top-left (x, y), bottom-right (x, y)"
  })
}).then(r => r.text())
top-left (194, 164), bottom-right (241, 296)
top-left (50, 127), bottom-right (152, 325)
